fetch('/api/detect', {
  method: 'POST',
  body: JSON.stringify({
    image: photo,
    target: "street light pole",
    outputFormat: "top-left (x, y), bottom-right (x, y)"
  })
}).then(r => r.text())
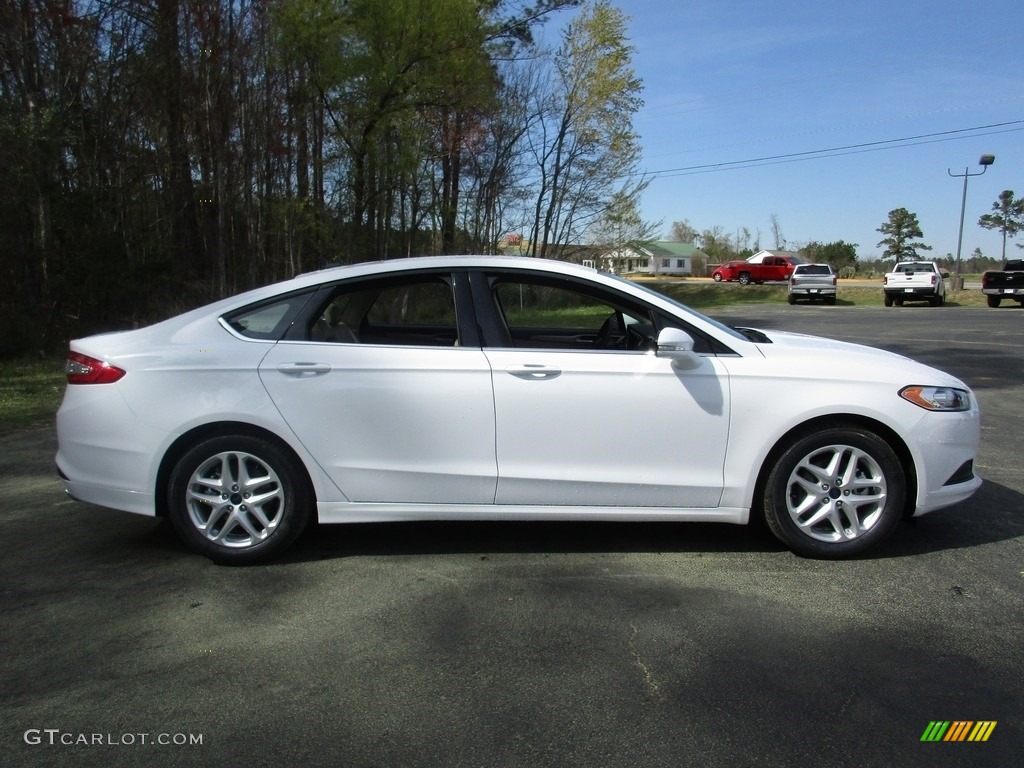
top-left (948, 154), bottom-right (995, 282)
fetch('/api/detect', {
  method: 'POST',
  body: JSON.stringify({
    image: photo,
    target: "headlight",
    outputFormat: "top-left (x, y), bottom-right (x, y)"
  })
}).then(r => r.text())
top-left (899, 385), bottom-right (971, 412)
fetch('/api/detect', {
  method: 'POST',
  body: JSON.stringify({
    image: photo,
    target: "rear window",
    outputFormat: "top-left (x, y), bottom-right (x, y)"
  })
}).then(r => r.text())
top-left (796, 265), bottom-right (832, 275)
top-left (895, 263), bottom-right (934, 273)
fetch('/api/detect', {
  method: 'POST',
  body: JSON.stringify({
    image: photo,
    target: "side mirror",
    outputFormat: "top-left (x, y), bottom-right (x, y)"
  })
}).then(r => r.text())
top-left (656, 328), bottom-right (701, 369)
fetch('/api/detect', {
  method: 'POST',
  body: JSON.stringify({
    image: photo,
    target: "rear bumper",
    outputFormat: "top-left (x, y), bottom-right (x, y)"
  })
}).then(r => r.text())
top-left (884, 286), bottom-right (940, 296)
top-left (56, 384), bottom-right (167, 517)
top-left (982, 287), bottom-right (1024, 296)
top-left (789, 286), bottom-right (836, 296)
top-left (58, 471), bottom-right (158, 517)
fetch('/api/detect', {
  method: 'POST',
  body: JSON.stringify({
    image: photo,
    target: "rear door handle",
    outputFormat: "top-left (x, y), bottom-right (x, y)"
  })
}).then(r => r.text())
top-left (276, 362), bottom-right (332, 377)
top-left (506, 364), bottom-right (561, 380)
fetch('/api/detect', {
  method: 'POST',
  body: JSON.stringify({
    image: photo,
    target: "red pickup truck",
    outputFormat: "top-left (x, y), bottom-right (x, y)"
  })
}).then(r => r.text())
top-left (711, 255), bottom-right (800, 284)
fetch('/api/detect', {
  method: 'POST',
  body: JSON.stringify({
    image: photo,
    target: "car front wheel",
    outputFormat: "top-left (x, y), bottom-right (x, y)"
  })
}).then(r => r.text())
top-left (762, 426), bottom-right (906, 558)
top-left (168, 435), bottom-right (312, 564)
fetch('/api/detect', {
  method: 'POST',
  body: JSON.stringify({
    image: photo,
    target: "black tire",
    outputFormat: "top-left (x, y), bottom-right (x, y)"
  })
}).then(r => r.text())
top-left (825, 296), bottom-right (836, 305)
top-left (712, 273), bottom-right (723, 282)
top-left (739, 272), bottom-right (752, 285)
top-left (168, 435), bottom-right (312, 564)
top-left (987, 295), bottom-right (1001, 308)
top-left (787, 294), bottom-right (797, 305)
top-left (883, 294), bottom-right (893, 307)
top-left (894, 297), bottom-right (904, 306)
top-left (762, 425), bottom-right (906, 559)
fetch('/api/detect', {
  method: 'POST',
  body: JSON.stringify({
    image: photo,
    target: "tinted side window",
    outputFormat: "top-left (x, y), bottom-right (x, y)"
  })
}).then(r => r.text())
top-left (491, 278), bottom-right (655, 351)
top-left (310, 277), bottom-right (459, 346)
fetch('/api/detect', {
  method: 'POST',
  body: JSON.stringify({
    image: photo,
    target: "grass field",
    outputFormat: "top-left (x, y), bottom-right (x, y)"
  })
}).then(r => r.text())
top-left (651, 281), bottom-right (992, 309)
top-left (0, 357), bottom-right (66, 433)
top-left (0, 281), bottom-right (993, 433)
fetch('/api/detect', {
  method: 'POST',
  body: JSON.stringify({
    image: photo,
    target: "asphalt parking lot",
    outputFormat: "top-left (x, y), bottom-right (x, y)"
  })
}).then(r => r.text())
top-left (2, 304), bottom-right (1022, 768)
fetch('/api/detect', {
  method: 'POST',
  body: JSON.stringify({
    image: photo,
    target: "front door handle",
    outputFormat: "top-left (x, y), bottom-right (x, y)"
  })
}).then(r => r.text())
top-left (506, 364), bottom-right (561, 380)
top-left (276, 362), bottom-right (332, 377)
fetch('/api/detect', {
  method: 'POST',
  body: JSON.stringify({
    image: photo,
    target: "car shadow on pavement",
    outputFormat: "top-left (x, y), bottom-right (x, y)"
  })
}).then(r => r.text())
top-left (287, 517), bottom-right (787, 563)
top-left (868, 478), bottom-right (1024, 559)
top-left (32, 477), bottom-right (1024, 567)
top-left (265, 478), bottom-right (1022, 564)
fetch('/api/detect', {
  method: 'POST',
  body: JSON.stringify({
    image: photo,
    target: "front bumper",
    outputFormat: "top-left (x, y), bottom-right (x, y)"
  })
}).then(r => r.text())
top-left (907, 407), bottom-right (982, 516)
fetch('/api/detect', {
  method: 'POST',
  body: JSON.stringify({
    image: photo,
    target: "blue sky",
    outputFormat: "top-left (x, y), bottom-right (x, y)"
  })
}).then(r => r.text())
top-left (565, 0), bottom-right (1024, 260)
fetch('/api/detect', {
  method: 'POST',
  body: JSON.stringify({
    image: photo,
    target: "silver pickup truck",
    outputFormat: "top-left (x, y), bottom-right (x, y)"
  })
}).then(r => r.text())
top-left (883, 261), bottom-right (946, 307)
top-left (787, 263), bottom-right (837, 304)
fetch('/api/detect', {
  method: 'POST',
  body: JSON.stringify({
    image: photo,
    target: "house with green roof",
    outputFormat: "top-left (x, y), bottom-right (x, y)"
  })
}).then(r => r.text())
top-left (600, 241), bottom-right (708, 276)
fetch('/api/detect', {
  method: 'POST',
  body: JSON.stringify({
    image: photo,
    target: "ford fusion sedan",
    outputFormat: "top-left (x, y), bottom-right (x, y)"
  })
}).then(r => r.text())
top-left (56, 256), bottom-right (981, 564)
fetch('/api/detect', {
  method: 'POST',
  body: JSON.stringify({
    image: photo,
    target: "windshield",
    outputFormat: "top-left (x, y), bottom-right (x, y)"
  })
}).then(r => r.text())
top-left (604, 273), bottom-right (749, 342)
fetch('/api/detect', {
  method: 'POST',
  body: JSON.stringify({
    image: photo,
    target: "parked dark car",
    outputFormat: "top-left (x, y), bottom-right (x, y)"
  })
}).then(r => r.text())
top-left (981, 259), bottom-right (1024, 307)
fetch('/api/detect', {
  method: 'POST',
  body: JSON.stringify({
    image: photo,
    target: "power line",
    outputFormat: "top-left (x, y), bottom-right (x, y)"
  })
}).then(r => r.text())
top-left (642, 96), bottom-right (1024, 160)
top-left (644, 120), bottom-right (1024, 180)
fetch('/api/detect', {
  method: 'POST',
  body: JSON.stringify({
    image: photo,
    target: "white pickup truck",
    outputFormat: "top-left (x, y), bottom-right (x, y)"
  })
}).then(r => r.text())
top-left (883, 261), bottom-right (946, 307)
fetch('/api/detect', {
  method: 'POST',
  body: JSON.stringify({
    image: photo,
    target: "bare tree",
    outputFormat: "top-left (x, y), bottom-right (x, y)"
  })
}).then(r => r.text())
top-left (524, 0), bottom-right (643, 258)
top-left (770, 213), bottom-right (785, 250)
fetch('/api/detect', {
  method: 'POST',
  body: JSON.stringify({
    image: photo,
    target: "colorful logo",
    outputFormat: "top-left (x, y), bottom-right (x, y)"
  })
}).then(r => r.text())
top-left (921, 721), bottom-right (997, 742)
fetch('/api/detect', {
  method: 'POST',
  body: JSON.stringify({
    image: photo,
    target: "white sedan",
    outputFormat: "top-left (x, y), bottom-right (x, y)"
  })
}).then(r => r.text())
top-left (56, 256), bottom-right (981, 563)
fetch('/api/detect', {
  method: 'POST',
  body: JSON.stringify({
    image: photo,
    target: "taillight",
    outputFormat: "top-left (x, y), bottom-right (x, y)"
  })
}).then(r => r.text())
top-left (65, 351), bottom-right (126, 384)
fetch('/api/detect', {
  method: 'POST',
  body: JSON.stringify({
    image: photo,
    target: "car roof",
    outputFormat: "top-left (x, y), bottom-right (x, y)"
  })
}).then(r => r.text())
top-left (207, 256), bottom-right (602, 311)
top-left (294, 254), bottom-right (598, 284)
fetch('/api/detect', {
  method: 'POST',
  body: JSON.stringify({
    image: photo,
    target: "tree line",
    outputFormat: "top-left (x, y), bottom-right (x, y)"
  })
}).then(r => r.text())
top-left (670, 190), bottom-right (1024, 277)
top-left (2, 0), bottom-right (653, 355)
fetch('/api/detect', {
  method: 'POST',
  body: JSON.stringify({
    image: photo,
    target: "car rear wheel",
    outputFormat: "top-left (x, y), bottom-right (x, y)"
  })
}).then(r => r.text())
top-left (762, 426), bottom-right (906, 558)
top-left (738, 272), bottom-right (751, 285)
top-left (883, 294), bottom-right (893, 307)
top-left (168, 435), bottom-right (312, 565)
top-left (987, 295), bottom-right (1001, 308)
